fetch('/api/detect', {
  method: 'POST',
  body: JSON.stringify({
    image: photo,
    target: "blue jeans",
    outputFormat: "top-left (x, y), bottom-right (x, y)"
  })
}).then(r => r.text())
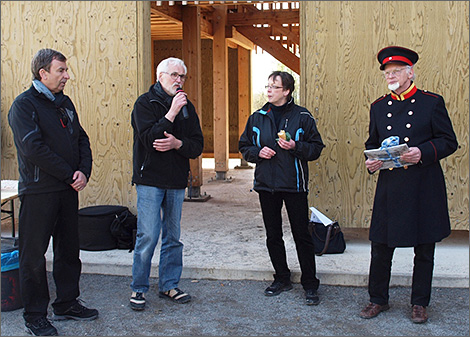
top-left (131, 184), bottom-right (185, 293)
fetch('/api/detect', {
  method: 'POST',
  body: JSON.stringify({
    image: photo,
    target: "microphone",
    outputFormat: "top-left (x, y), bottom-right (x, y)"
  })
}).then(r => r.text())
top-left (176, 87), bottom-right (189, 119)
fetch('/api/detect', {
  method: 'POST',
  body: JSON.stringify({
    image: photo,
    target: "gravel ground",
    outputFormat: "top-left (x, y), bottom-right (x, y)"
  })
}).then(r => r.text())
top-left (1, 273), bottom-right (468, 336)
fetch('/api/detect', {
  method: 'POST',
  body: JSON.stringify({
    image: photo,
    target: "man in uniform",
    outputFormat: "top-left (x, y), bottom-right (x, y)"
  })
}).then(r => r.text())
top-left (360, 46), bottom-right (458, 323)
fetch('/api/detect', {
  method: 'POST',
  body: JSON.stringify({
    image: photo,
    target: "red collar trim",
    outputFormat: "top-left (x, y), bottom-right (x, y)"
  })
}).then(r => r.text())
top-left (391, 83), bottom-right (417, 101)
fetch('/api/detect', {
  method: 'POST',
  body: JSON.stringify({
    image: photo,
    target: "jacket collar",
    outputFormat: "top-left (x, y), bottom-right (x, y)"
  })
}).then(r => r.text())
top-left (390, 82), bottom-right (417, 101)
top-left (149, 82), bottom-right (173, 108)
top-left (259, 97), bottom-right (295, 114)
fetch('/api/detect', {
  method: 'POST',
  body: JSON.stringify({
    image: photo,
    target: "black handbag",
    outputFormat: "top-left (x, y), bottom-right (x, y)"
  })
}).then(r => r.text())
top-left (308, 221), bottom-right (346, 256)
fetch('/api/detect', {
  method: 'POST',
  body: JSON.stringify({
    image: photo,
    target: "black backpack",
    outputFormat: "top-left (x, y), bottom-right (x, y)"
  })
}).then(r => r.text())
top-left (109, 208), bottom-right (138, 252)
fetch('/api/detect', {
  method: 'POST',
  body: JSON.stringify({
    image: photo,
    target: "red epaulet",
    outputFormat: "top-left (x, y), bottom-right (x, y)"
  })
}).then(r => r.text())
top-left (372, 94), bottom-right (388, 106)
top-left (421, 90), bottom-right (438, 98)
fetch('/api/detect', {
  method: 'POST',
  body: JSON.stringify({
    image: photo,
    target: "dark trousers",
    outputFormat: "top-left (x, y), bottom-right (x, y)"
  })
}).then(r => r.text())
top-left (19, 189), bottom-right (81, 322)
top-left (368, 241), bottom-right (435, 306)
top-left (258, 190), bottom-right (319, 290)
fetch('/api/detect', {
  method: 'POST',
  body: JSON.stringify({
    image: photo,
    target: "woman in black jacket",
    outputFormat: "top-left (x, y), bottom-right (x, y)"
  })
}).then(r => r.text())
top-left (239, 71), bottom-right (325, 305)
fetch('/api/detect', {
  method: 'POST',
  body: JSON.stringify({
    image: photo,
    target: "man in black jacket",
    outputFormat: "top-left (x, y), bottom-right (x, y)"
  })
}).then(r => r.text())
top-left (8, 48), bottom-right (97, 336)
top-left (239, 71), bottom-right (325, 305)
top-left (360, 46), bottom-right (458, 323)
top-left (129, 57), bottom-right (203, 311)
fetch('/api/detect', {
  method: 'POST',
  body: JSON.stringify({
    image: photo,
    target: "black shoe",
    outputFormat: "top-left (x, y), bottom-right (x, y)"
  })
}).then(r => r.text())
top-left (25, 317), bottom-right (58, 336)
top-left (53, 301), bottom-right (99, 321)
top-left (305, 289), bottom-right (320, 306)
top-left (130, 291), bottom-right (146, 311)
top-left (264, 280), bottom-right (293, 296)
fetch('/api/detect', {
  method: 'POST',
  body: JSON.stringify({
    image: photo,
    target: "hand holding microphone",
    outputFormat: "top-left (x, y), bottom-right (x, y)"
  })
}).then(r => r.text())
top-left (176, 87), bottom-right (189, 119)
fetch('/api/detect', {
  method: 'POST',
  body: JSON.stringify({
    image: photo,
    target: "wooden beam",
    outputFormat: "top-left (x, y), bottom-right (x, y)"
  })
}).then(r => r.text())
top-left (238, 46), bottom-right (251, 139)
top-left (270, 23), bottom-right (300, 45)
top-left (234, 4), bottom-right (299, 48)
top-left (212, 5), bottom-right (229, 177)
top-left (151, 2), bottom-right (182, 22)
top-left (227, 9), bottom-right (299, 26)
top-left (227, 40), bottom-right (238, 49)
top-left (236, 25), bottom-right (300, 74)
top-left (137, 2), bottom-right (152, 95)
top-left (151, 2), bottom-right (212, 39)
top-left (227, 26), bottom-right (254, 50)
top-left (182, 6), bottom-right (204, 190)
top-left (200, 19), bottom-right (213, 38)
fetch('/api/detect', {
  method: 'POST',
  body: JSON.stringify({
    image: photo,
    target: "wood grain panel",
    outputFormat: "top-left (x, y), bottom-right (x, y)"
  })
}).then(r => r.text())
top-left (1, 1), bottom-right (144, 210)
top-left (301, 1), bottom-right (468, 229)
top-left (80, 159), bottom-right (136, 213)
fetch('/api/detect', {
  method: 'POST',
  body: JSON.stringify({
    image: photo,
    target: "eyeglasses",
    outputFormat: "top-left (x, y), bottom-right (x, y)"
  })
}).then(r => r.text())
top-left (57, 107), bottom-right (69, 128)
top-left (162, 71), bottom-right (187, 82)
top-left (383, 68), bottom-right (406, 78)
top-left (265, 85), bottom-right (283, 90)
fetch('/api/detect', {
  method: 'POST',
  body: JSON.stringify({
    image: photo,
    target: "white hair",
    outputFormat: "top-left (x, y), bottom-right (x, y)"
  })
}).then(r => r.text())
top-left (405, 65), bottom-right (416, 81)
top-left (156, 57), bottom-right (187, 79)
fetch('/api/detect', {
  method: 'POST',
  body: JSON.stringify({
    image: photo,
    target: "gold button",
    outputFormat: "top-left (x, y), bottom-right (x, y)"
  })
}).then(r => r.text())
top-left (389, 168), bottom-right (393, 171)
top-left (404, 165), bottom-right (408, 169)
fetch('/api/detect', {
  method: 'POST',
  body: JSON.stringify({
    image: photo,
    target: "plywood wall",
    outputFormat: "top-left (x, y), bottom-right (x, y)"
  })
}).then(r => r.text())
top-left (300, 1), bottom-right (469, 229)
top-left (1, 1), bottom-right (151, 213)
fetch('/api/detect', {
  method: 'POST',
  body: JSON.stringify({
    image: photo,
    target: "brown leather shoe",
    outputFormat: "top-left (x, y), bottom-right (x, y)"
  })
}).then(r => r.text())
top-left (360, 302), bottom-right (390, 319)
top-left (411, 305), bottom-right (428, 324)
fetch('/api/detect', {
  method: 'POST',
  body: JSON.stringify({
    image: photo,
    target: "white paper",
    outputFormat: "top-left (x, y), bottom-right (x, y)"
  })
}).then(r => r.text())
top-left (309, 206), bottom-right (334, 226)
top-left (364, 144), bottom-right (415, 170)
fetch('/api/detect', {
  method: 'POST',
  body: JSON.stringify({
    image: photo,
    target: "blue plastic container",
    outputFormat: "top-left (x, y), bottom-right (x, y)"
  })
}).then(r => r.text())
top-left (1, 237), bottom-right (23, 311)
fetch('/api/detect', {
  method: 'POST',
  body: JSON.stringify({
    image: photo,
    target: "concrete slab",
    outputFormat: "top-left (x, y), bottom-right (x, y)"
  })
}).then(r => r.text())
top-left (42, 164), bottom-right (468, 288)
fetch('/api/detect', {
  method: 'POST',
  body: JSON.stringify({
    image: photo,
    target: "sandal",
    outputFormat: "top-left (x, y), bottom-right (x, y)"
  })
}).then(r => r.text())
top-left (159, 288), bottom-right (191, 304)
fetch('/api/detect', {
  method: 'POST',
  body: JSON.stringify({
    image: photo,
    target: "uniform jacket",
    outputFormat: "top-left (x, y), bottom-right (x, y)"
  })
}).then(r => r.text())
top-left (365, 83), bottom-right (458, 247)
top-left (239, 99), bottom-right (325, 193)
top-left (8, 85), bottom-right (92, 196)
top-left (131, 83), bottom-right (204, 189)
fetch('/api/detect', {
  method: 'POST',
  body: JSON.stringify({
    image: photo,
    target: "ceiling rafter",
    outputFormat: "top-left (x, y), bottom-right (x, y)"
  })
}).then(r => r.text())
top-left (236, 25), bottom-right (299, 74)
top-left (150, 1), bottom-right (300, 73)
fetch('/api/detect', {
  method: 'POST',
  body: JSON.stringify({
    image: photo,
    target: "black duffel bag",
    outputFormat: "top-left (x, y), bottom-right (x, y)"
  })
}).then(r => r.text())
top-left (78, 205), bottom-right (133, 251)
top-left (308, 221), bottom-right (346, 256)
top-left (109, 207), bottom-right (137, 252)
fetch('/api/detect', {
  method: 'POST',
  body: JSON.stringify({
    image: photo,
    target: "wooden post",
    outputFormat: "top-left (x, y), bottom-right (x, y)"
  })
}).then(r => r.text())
top-left (236, 46), bottom-right (252, 169)
top-left (182, 6), bottom-right (209, 200)
top-left (212, 5), bottom-right (229, 180)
